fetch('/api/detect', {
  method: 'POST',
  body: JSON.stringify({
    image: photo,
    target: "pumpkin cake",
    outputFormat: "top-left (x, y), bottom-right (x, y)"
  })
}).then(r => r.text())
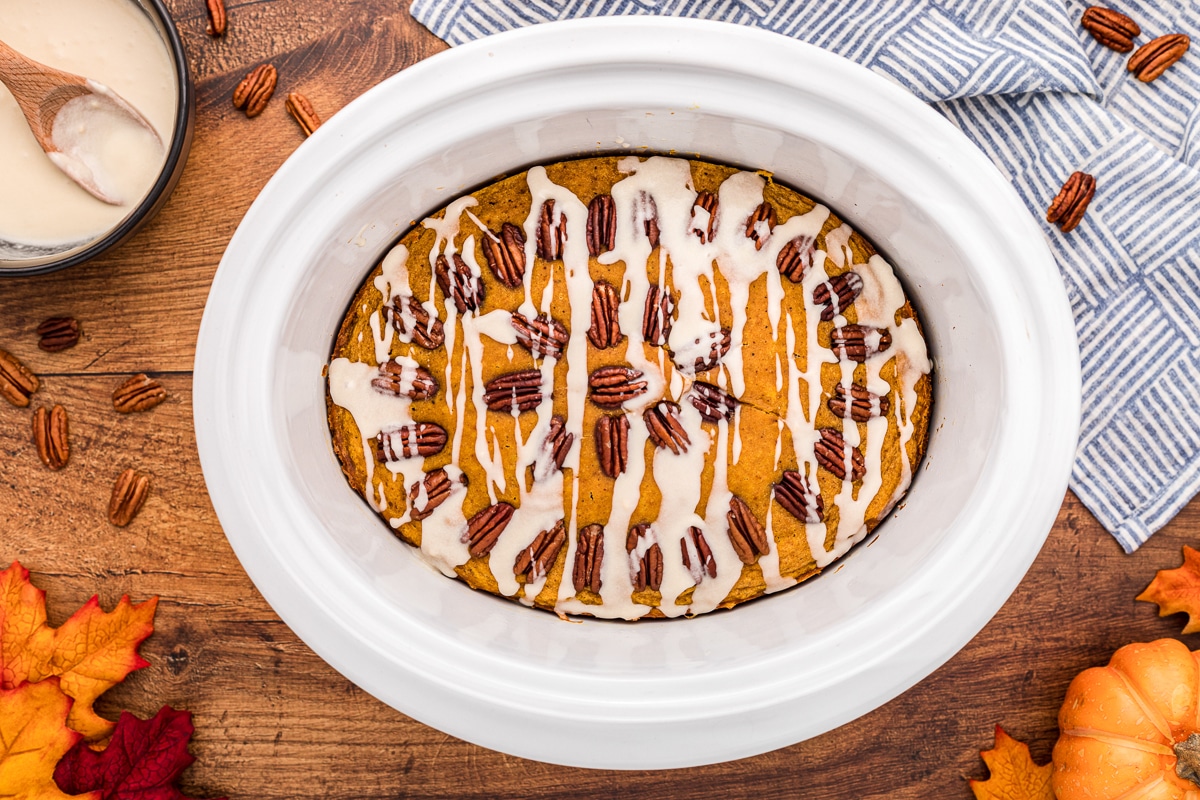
top-left (325, 155), bottom-right (933, 620)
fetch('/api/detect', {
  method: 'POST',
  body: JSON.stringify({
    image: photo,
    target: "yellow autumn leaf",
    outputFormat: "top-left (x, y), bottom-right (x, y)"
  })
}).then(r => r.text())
top-left (970, 725), bottom-right (1054, 800)
top-left (0, 679), bottom-right (99, 800)
top-left (0, 562), bottom-right (157, 740)
top-left (1137, 545), bottom-right (1200, 634)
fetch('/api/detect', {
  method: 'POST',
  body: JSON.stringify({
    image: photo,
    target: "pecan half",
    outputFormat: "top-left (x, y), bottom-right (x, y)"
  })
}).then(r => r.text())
top-left (777, 234), bottom-right (817, 282)
top-left (481, 223), bottom-right (527, 288)
top-left (635, 191), bottom-right (661, 249)
top-left (573, 523), bottom-right (605, 593)
top-left (690, 191), bottom-right (718, 244)
top-left (32, 405), bottom-right (69, 470)
top-left (626, 524), bottom-right (663, 592)
top-left (538, 415), bottom-right (574, 474)
top-left (377, 422), bottom-right (448, 461)
top-left (0, 348), bottom-right (39, 407)
top-left (815, 427), bottom-right (866, 481)
top-left (727, 495), bottom-right (769, 565)
top-left (285, 92), bottom-right (321, 136)
top-left (588, 365), bottom-right (648, 407)
top-left (37, 316), bottom-right (80, 352)
top-left (587, 280), bottom-right (623, 349)
top-left (745, 202), bottom-right (776, 250)
top-left (435, 252), bottom-right (485, 313)
top-left (464, 502), bottom-right (516, 558)
top-left (689, 381), bottom-right (737, 423)
top-left (671, 328), bottom-right (731, 373)
top-left (587, 194), bottom-right (616, 256)
top-left (112, 373), bottom-right (167, 413)
top-left (830, 324), bottom-right (892, 362)
top-left (232, 63), bottom-right (277, 118)
top-left (681, 526), bottom-right (717, 583)
top-left (408, 468), bottom-right (466, 521)
top-left (1128, 33), bottom-right (1189, 82)
top-left (594, 414), bottom-right (630, 477)
top-left (813, 271), bottom-right (865, 321)
top-left (483, 369), bottom-right (543, 412)
top-left (373, 359), bottom-right (438, 400)
top-left (644, 401), bottom-right (690, 455)
top-left (536, 200), bottom-right (567, 261)
top-left (1046, 171), bottom-right (1096, 233)
top-left (1080, 6), bottom-right (1140, 52)
top-left (514, 519), bottom-right (567, 583)
top-left (109, 469), bottom-right (150, 527)
top-left (642, 283), bottom-right (675, 347)
top-left (829, 382), bottom-right (890, 422)
top-left (511, 312), bottom-right (568, 360)
top-left (205, 0), bottom-right (227, 36)
top-left (389, 295), bottom-right (445, 350)
top-left (775, 470), bottom-right (824, 523)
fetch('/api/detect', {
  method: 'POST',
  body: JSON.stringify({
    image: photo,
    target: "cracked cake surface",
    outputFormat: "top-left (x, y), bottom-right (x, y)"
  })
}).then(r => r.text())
top-left (325, 155), bottom-right (932, 620)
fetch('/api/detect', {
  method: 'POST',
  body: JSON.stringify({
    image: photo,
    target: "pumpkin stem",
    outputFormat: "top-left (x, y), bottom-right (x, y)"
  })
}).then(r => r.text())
top-left (1175, 734), bottom-right (1200, 786)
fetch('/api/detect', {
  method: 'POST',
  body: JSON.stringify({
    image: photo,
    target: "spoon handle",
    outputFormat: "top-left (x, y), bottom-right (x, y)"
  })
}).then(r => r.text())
top-left (0, 38), bottom-right (90, 143)
top-left (0, 39), bottom-right (48, 141)
top-left (0, 38), bottom-right (33, 77)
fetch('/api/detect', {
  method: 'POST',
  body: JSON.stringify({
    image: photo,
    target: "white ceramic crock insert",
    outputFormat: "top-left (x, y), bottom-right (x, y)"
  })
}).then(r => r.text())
top-left (194, 17), bottom-right (1080, 769)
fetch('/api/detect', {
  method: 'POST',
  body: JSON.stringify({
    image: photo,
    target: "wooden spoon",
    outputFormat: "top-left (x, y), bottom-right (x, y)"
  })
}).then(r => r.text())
top-left (0, 37), bottom-right (161, 204)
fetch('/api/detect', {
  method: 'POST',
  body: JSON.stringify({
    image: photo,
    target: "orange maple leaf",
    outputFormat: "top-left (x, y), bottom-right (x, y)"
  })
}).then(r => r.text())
top-left (0, 562), bottom-right (157, 741)
top-left (969, 725), bottom-right (1054, 800)
top-left (1137, 545), bottom-right (1200, 634)
top-left (0, 679), bottom-right (100, 800)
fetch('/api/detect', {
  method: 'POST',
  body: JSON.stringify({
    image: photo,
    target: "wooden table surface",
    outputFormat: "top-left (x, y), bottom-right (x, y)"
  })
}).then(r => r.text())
top-left (2, 3), bottom-right (1196, 797)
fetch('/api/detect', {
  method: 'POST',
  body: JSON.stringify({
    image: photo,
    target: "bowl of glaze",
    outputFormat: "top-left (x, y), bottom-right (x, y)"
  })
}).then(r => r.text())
top-left (194, 17), bottom-right (1080, 768)
top-left (0, 0), bottom-right (194, 276)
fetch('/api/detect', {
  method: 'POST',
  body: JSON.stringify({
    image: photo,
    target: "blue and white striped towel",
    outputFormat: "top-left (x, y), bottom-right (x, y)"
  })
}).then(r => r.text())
top-left (410, 0), bottom-right (1200, 553)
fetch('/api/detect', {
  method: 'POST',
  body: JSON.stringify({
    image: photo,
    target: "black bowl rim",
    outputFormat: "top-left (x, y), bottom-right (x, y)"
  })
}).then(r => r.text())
top-left (0, 0), bottom-right (195, 277)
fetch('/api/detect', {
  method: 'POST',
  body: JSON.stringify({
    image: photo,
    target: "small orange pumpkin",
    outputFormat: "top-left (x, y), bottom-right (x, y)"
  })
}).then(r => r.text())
top-left (1053, 639), bottom-right (1200, 799)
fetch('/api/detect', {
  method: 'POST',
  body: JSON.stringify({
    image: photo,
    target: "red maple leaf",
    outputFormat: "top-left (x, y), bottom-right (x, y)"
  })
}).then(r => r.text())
top-left (53, 706), bottom-right (226, 800)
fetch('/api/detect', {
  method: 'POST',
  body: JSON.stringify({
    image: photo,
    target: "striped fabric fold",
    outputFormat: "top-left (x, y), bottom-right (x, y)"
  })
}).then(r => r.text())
top-left (410, 0), bottom-right (1200, 552)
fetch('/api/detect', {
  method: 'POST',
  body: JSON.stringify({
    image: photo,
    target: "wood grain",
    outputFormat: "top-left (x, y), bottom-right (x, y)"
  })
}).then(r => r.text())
top-left (2, 3), bottom-right (1197, 798)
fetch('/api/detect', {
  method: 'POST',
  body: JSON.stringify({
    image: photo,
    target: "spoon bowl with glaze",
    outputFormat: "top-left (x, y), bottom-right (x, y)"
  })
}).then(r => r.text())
top-left (0, 37), bottom-right (162, 205)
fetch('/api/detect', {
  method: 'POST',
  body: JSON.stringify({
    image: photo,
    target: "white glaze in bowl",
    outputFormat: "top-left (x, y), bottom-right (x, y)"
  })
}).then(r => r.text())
top-left (0, 0), bottom-right (194, 275)
top-left (194, 17), bottom-right (1080, 769)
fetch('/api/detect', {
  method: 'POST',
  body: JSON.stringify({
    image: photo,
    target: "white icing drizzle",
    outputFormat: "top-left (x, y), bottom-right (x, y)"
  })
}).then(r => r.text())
top-left (449, 335), bottom-right (468, 464)
top-left (426, 198), bottom-right (476, 414)
top-left (689, 409), bottom-right (741, 615)
top-left (425, 197), bottom-right (478, 256)
top-left (800, 248), bottom-right (836, 429)
top-left (368, 244), bottom-right (408, 364)
top-left (856, 253), bottom-right (932, 495)
top-left (490, 448), bottom-right (564, 600)
top-left (374, 243), bottom-right (411, 303)
top-left (471, 309), bottom-right (518, 344)
top-left (709, 171), bottom-right (767, 398)
top-left (327, 157), bottom-right (932, 620)
top-left (650, 403), bottom-right (711, 618)
top-left (422, 203), bottom-right (491, 566)
top-left (414, 465), bottom-right (470, 578)
top-left (328, 359), bottom-right (405, 495)
top-left (781, 310), bottom-right (830, 568)
top-left (503, 168), bottom-right (598, 613)
top-left (461, 306), bottom-right (507, 501)
top-left (824, 223), bottom-right (854, 268)
top-left (759, 498), bottom-right (796, 593)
